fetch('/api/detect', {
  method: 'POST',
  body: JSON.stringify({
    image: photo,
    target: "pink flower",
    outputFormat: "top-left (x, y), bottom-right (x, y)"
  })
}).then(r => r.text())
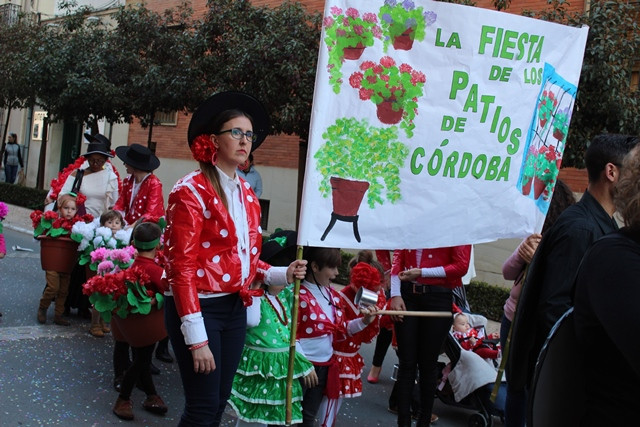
top-left (381, 75), bottom-right (390, 82)
top-left (342, 17), bottom-right (349, 27)
top-left (336, 29), bottom-right (346, 37)
top-left (345, 7), bottom-right (359, 19)
top-left (372, 26), bottom-right (382, 38)
top-left (98, 260), bottom-right (115, 275)
top-left (380, 56), bottom-right (396, 68)
top-left (366, 75), bottom-right (378, 84)
top-left (323, 16), bottom-right (334, 27)
top-left (353, 24), bottom-right (364, 36)
top-left (373, 65), bottom-right (384, 74)
top-left (330, 6), bottom-right (342, 16)
top-left (363, 12), bottom-right (378, 23)
top-left (91, 247), bottom-right (108, 263)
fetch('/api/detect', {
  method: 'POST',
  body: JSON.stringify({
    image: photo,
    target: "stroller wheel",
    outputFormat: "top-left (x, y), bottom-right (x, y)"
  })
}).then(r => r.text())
top-left (467, 413), bottom-right (489, 427)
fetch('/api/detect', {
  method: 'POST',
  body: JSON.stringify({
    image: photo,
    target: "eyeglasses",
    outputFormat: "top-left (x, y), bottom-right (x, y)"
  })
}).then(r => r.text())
top-left (217, 128), bottom-right (257, 143)
top-left (87, 157), bottom-right (106, 165)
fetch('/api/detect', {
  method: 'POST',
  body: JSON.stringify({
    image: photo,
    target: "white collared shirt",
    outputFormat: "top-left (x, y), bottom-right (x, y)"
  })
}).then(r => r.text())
top-left (216, 166), bottom-right (251, 282)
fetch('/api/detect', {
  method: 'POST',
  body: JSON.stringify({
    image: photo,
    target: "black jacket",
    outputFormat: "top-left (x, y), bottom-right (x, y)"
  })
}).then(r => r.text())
top-left (506, 190), bottom-right (618, 390)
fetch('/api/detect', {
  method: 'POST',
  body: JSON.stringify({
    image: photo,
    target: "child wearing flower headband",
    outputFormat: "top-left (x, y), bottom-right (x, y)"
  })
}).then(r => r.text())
top-left (37, 193), bottom-right (78, 326)
top-left (111, 221), bottom-right (168, 421)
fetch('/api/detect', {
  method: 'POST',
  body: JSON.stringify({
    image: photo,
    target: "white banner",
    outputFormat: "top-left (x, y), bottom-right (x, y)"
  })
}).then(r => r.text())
top-left (298, 0), bottom-right (588, 249)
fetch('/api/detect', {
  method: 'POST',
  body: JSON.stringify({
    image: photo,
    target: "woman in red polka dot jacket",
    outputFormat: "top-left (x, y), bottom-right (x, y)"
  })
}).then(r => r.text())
top-left (163, 92), bottom-right (307, 427)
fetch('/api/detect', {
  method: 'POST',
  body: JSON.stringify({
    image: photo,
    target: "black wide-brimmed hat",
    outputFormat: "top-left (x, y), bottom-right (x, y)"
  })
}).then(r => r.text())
top-left (84, 133), bottom-right (111, 149)
top-left (260, 229), bottom-right (298, 266)
top-left (115, 143), bottom-right (160, 172)
top-left (188, 91), bottom-right (270, 152)
top-left (83, 142), bottom-right (113, 158)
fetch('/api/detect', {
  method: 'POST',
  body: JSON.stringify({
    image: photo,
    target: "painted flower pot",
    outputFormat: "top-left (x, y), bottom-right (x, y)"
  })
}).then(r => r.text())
top-left (521, 177), bottom-right (533, 196)
top-left (330, 177), bottom-right (370, 216)
top-left (111, 307), bottom-right (167, 348)
top-left (343, 42), bottom-right (365, 60)
top-left (38, 236), bottom-right (79, 274)
top-left (392, 28), bottom-right (415, 50)
top-left (533, 177), bottom-right (547, 200)
top-left (553, 128), bottom-right (566, 141)
top-left (376, 100), bottom-right (404, 125)
top-left (539, 118), bottom-right (548, 129)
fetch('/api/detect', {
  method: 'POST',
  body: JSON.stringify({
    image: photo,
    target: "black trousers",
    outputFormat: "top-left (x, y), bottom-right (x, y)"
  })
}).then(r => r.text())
top-left (372, 326), bottom-right (393, 367)
top-left (299, 364), bottom-right (329, 427)
top-left (394, 283), bottom-right (452, 426)
top-left (166, 294), bottom-right (247, 427)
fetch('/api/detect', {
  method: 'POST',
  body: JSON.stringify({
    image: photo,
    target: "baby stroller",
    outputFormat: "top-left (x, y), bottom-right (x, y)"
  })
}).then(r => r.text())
top-left (436, 312), bottom-right (505, 427)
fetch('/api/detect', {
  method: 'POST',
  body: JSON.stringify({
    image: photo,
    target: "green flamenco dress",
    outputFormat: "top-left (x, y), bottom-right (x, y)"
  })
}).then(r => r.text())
top-left (230, 287), bottom-right (313, 425)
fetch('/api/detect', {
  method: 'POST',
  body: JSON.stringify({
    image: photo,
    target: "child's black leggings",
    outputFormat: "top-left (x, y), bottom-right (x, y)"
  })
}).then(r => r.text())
top-left (119, 344), bottom-right (157, 400)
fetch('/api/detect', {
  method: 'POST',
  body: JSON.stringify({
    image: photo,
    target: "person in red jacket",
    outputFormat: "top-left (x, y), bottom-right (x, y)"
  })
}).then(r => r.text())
top-left (389, 246), bottom-right (471, 427)
top-left (163, 91), bottom-right (306, 427)
top-left (113, 143), bottom-right (164, 226)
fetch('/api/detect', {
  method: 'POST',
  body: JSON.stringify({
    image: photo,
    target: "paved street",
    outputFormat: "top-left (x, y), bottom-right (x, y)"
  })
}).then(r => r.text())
top-left (0, 227), bottom-right (500, 426)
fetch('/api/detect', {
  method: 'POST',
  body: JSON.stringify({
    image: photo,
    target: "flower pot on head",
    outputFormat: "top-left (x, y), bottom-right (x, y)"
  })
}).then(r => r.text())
top-left (376, 100), bottom-right (404, 125)
top-left (392, 28), bottom-right (414, 50)
top-left (38, 236), bottom-right (79, 274)
top-left (111, 307), bottom-right (167, 348)
top-left (343, 41), bottom-right (365, 60)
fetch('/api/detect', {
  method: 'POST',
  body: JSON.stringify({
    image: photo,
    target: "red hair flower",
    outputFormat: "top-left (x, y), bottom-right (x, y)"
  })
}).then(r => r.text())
top-left (191, 134), bottom-right (217, 165)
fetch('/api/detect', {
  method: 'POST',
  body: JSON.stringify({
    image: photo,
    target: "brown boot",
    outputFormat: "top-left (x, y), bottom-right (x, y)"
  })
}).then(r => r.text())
top-left (89, 308), bottom-right (104, 337)
top-left (101, 318), bottom-right (110, 334)
top-left (54, 316), bottom-right (70, 326)
top-left (142, 394), bottom-right (168, 415)
top-left (89, 323), bottom-right (104, 337)
top-left (37, 308), bottom-right (47, 324)
top-left (113, 397), bottom-right (134, 420)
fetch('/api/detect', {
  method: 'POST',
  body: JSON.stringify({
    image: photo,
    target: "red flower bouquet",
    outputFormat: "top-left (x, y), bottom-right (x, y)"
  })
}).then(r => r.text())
top-left (83, 266), bottom-right (164, 322)
top-left (30, 210), bottom-right (94, 238)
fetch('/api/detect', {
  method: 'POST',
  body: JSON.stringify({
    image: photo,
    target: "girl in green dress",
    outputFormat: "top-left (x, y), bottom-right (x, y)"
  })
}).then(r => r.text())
top-left (229, 280), bottom-right (316, 426)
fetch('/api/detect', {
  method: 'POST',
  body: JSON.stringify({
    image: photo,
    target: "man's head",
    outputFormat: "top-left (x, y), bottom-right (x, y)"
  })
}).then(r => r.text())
top-left (585, 134), bottom-right (640, 184)
top-left (242, 153), bottom-right (254, 173)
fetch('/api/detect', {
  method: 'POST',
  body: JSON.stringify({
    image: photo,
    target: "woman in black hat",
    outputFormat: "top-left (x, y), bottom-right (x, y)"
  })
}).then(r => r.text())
top-left (44, 133), bottom-right (120, 218)
top-left (113, 143), bottom-right (164, 226)
top-left (163, 91), bottom-right (307, 426)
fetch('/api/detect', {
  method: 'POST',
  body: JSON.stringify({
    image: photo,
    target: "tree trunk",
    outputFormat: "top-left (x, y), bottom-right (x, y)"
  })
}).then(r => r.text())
top-left (147, 111), bottom-right (155, 149)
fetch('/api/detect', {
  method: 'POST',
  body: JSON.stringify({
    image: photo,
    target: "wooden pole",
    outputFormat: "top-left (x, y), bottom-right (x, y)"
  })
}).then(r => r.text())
top-left (285, 246), bottom-right (304, 425)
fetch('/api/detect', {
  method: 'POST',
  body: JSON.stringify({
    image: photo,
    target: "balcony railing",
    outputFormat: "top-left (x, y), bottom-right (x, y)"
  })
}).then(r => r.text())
top-left (0, 3), bottom-right (21, 26)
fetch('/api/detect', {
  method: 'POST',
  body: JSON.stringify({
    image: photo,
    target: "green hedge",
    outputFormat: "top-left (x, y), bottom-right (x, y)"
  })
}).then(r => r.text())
top-left (466, 280), bottom-right (510, 322)
top-left (0, 182), bottom-right (47, 210)
top-left (336, 250), bottom-right (354, 286)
